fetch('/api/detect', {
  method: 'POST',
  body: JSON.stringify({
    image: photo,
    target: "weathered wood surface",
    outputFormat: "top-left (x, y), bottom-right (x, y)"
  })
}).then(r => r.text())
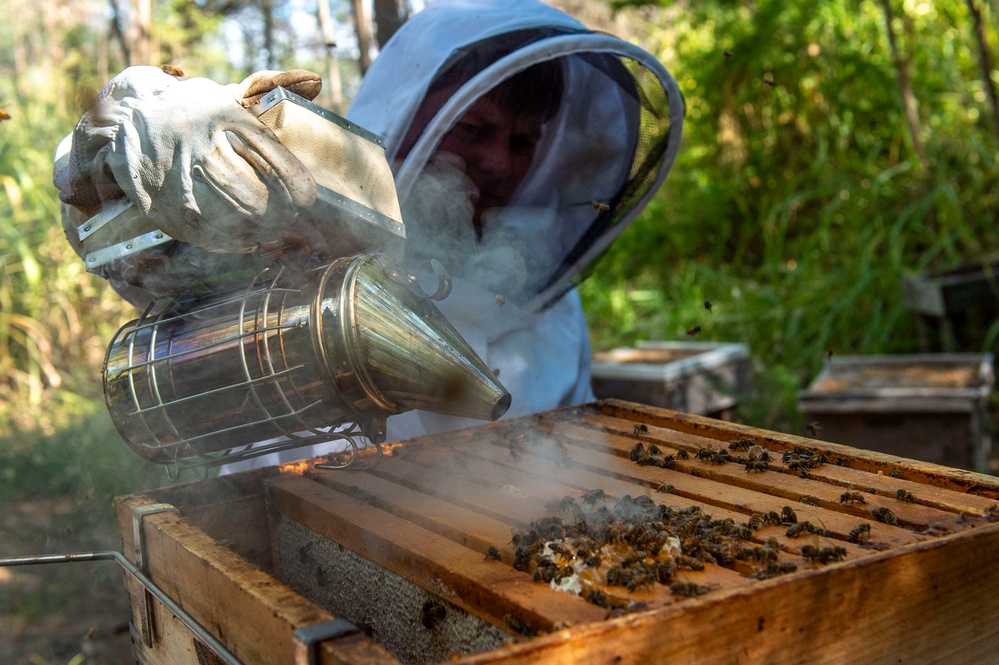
top-left (118, 399), bottom-right (999, 664)
top-left (114, 489), bottom-right (396, 665)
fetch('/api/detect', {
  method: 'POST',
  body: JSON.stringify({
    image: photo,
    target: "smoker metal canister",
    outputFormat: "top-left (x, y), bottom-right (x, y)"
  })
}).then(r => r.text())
top-left (103, 253), bottom-right (510, 466)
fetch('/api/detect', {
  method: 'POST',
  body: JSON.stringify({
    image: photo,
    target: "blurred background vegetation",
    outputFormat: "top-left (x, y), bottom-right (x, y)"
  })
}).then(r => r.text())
top-left (0, 0), bottom-right (997, 661)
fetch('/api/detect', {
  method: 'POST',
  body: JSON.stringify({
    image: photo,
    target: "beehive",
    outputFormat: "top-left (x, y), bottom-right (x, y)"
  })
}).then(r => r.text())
top-left (798, 353), bottom-right (994, 471)
top-left (591, 341), bottom-right (752, 419)
top-left (115, 399), bottom-right (999, 665)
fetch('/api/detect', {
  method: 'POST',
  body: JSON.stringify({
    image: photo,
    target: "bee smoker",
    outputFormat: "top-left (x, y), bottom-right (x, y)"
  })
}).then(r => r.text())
top-left (74, 86), bottom-right (512, 472)
top-left (103, 252), bottom-right (510, 470)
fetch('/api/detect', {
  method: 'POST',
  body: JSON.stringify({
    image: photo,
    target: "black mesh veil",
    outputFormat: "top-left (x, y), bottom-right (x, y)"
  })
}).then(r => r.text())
top-left (393, 30), bottom-right (684, 312)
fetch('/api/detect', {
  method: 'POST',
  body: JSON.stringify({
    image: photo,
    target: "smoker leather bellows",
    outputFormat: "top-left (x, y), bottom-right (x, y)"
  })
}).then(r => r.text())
top-left (103, 253), bottom-right (510, 470)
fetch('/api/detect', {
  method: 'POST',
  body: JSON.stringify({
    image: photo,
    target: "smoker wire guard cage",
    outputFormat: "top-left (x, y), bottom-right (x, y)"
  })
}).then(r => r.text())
top-left (101, 261), bottom-right (375, 477)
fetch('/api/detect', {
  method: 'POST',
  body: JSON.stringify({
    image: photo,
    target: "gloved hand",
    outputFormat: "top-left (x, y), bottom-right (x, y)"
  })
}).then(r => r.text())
top-left (55, 66), bottom-right (323, 253)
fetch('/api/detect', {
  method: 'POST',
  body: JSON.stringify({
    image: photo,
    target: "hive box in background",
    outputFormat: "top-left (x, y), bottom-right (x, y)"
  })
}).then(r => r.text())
top-left (798, 353), bottom-right (994, 472)
top-left (591, 341), bottom-right (752, 420)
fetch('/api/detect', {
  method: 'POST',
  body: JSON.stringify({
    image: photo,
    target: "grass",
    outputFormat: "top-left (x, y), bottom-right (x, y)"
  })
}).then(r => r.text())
top-left (0, 406), bottom-right (169, 664)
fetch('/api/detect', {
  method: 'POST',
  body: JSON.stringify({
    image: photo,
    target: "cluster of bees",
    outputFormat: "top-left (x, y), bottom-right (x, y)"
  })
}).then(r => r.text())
top-left (782, 446), bottom-right (829, 476)
top-left (628, 437), bottom-right (772, 474)
top-left (502, 488), bottom-right (860, 613)
top-left (631, 430), bottom-right (914, 535)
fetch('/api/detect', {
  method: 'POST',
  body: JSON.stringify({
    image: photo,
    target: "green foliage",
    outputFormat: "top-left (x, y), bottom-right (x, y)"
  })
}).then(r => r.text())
top-left (584, 0), bottom-right (999, 432)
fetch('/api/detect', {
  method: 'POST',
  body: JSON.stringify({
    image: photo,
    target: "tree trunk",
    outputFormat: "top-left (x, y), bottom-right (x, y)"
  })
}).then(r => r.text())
top-left (129, 0), bottom-right (152, 64)
top-left (352, 0), bottom-right (373, 75)
top-left (966, 0), bottom-right (999, 142)
top-left (108, 0), bottom-right (131, 64)
top-left (877, 0), bottom-right (925, 171)
top-left (262, 0), bottom-right (275, 69)
top-left (316, 0), bottom-right (345, 113)
top-left (373, 0), bottom-right (410, 49)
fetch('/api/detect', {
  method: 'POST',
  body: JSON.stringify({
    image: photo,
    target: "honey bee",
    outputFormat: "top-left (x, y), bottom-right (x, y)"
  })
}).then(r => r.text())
top-left (347, 486), bottom-right (375, 505)
top-left (723, 50), bottom-right (734, 59)
top-left (676, 449), bottom-right (690, 460)
top-left (799, 496), bottom-right (819, 506)
top-left (533, 563), bottom-right (557, 583)
top-left (675, 555), bottom-right (705, 571)
top-left (762, 72), bottom-right (776, 87)
top-left (633, 495), bottom-right (656, 510)
top-left (847, 523), bottom-right (871, 544)
top-left (787, 521), bottom-right (831, 538)
top-left (630, 442), bottom-right (646, 461)
top-left (633, 423), bottom-right (649, 436)
top-left (0, 109), bottom-right (11, 121)
top-left (686, 325), bottom-right (702, 336)
top-left (755, 561), bottom-right (798, 579)
top-left (585, 589), bottom-right (627, 610)
top-left (485, 546), bottom-right (502, 561)
top-left (762, 511), bottom-right (782, 526)
top-left (656, 483), bottom-right (675, 494)
top-left (872, 507), bottom-right (898, 526)
top-left (161, 64), bottom-right (185, 77)
top-left (496, 293), bottom-right (506, 306)
top-left (659, 454), bottom-right (677, 469)
top-left (839, 491), bottom-right (866, 505)
top-left (889, 470), bottom-right (901, 479)
top-left (784, 522), bottom-right (809, 538)
top-left (745, 459), bottom-right (769, 473)
top-left (582, 488), bottom-right (607, 505)
top-left (800, 544), bottom-right (847, 564)
top-left (548, 542), bottom-right (575, 560)
top-left (420, 600), bottom-right (447, 629)
top-left (591, 200), bottom-right (611, 212)
top-left (746, 513), bottom-right (765, 531)
top-left (695, 446), bottom-right (716, 461)
top-left (704, 301), bottom-right (713, 313)
top-left (647, 444), bottom-right (661, 455)
top-left (512, 546), bottom-right (534, 571)
top-left (896, 489), bottom-right (916, 503)
top-left (546, 495), bottom-right (579, 515)
top-left (780, 506), bottom-right (798, 524)
top-left (728, 437), bottom-right (755, 452)
top-left (805, 421), bottom-right (822, 436)
top-left (626, 568), bottom-right (658, 592)
top-left (670, 581), bottom-right (711, 597)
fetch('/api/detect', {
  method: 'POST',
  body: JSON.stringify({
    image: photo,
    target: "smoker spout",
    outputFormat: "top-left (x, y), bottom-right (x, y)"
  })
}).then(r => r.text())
top-left (318, 254), bottom-right (511, 422)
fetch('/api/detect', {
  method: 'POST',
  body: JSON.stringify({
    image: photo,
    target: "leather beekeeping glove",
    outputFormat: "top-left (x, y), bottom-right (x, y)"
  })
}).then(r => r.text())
top-left (55, 66), bottom-right (323, 253)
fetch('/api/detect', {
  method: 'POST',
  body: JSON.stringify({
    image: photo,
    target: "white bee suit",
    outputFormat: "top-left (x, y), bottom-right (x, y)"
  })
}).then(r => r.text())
top-left (205, 0), bottom-right (685, 473)
top-left (346, 0), bottom-right (685, 442)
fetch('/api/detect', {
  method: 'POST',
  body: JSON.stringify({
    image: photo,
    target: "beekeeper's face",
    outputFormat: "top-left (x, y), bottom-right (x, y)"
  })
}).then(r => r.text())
top-left (435, 95), bottom-right (544, 231)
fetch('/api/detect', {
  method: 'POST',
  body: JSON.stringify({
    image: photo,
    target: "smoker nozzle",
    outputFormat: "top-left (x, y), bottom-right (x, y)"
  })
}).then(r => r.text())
top-left (103, 253), bottom-right (510, 467)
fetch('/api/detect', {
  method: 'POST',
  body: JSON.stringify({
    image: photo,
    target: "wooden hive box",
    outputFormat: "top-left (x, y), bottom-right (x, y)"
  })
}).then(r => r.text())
top-left (798, 353), bottom-right (994, 472)
top-left (115, 399), bottom-right (999, 665)
top-left (591, 341), bottom-right (752, 419)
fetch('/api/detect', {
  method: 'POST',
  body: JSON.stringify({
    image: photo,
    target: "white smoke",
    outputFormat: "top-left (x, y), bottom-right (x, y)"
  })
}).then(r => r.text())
top-left (400, 153), bottom-right (559, 303)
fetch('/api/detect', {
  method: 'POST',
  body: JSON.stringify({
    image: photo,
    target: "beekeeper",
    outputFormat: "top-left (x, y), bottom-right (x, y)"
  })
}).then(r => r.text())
top-left (53, 0), bottom-right (683, 469)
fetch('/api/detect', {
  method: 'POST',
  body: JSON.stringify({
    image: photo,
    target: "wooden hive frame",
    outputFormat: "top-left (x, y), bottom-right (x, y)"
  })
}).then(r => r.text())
top-left (115, 399), bottom-right (999, 664)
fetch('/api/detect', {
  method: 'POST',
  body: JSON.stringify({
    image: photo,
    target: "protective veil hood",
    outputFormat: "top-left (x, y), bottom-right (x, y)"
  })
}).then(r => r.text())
top-left (347, 0), bottom-right (684, 311)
